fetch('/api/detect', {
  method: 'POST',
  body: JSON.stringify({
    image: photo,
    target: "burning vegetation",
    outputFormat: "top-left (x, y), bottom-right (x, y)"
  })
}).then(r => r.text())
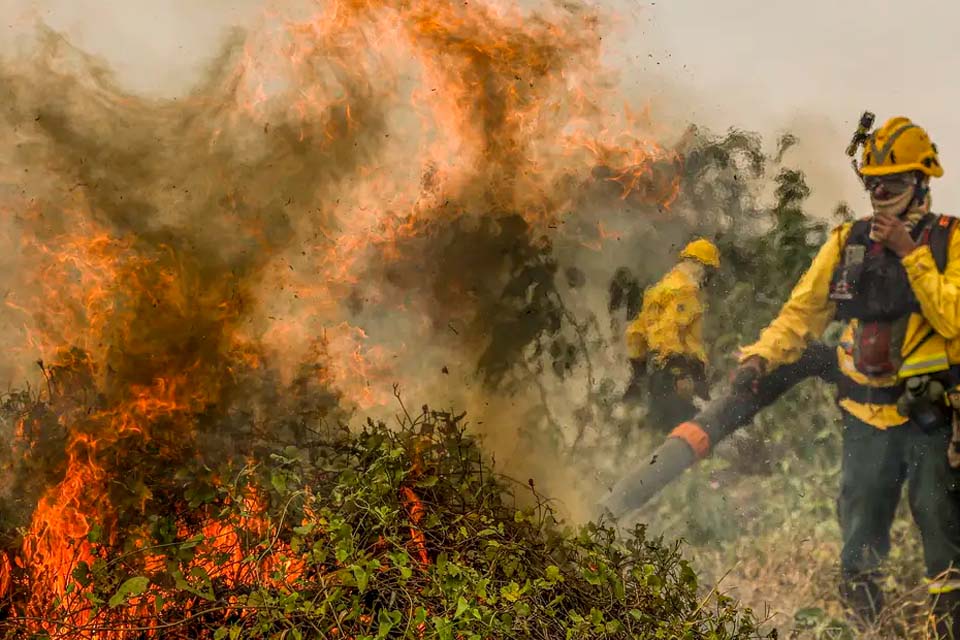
top-left (1, 401), bottom-right (775, 638)
top-left (0, 0), bottom-right (826, 637)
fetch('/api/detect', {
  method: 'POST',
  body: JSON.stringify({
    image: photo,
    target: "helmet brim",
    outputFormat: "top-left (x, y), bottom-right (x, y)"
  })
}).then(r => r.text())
top-left (859, 162), bottom-right (943, 178)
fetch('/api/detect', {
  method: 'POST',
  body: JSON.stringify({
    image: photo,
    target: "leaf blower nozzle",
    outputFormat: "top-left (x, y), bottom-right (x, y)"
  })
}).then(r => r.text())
top-left (598, 343), bottom-right (836, 522)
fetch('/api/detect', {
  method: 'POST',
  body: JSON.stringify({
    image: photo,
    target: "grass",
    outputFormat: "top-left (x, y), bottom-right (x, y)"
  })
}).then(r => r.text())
top-left (631, 380), bottom-right (937, 640)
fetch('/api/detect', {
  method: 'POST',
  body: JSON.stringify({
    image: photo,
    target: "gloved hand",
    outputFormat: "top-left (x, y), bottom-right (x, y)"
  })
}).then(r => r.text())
top-left (622, 357), bottom-right (647, 402)
top-left (674, 374), bottom-right (695, 400)
top-left (731, 356), bottom-right (766, 395)
top-left (694, 375), bottom-right (711, 401)
top-left (687, 360), bottom-right (710, 401)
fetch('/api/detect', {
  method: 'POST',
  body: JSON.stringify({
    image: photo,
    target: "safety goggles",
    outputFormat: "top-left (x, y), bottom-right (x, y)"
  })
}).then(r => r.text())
top-left (863, 173), bottom-right (916, 196)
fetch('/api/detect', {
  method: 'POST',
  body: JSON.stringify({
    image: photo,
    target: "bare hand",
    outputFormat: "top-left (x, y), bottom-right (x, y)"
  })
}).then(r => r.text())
top-left (871, 214), bottom-right (917, 258)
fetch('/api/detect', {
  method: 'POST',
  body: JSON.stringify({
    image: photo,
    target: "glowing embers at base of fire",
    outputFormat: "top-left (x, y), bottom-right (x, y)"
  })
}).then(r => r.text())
top-left (7, 376), bottom-right (188, 635)
top-left (5, 468), bottom-right (306, 638)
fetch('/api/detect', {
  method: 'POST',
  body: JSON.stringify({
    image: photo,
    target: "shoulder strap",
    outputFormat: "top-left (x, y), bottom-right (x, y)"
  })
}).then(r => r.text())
top-left (844, 219), bottom-right (872, 248)
top-left (834, 219), bottom-right (870, 264)
top-left (928, 214), bottom-right (958, 273)
top-left (849, 218), bottom-right (872, 239)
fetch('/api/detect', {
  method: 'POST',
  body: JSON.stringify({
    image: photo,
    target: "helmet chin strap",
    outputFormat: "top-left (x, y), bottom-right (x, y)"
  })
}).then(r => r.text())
top-left (913, 173), bottom-right (931, 210)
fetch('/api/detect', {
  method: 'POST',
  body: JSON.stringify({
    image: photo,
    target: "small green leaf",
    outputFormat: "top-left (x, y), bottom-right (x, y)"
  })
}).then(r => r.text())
top-left (583, 568), bottom-right (602, 586)
top-left (793, 607), bottom-right (825, 630)
top-left (377, 608), bottom-right (397, 637)
top-left (108, 576), bottom-right (149, 609)
top-left (352, 565), bottom-right (369, 593)
top-left (432, 616), bottom-right (453, 640)
top-left (475, 578), bottom-right (489, 599)
top-left (180, 534), bottom-right (205, 549)
top-left (590, 607), bottom-right (603, 627)
top-left (500, 581), bottom-right (522, 603)
top-left (454, 595), bottom-right (470, 619)
top-left (86, 524), bottom-right (103, 544)
top-left (613, 576), bottom-right (626, 602)
top-left (189, 566), bottom-right (216, 601)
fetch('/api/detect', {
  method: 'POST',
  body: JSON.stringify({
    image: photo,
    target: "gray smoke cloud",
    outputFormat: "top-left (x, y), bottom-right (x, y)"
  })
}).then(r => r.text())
top-left (0, 0), bottom-right (876, 527)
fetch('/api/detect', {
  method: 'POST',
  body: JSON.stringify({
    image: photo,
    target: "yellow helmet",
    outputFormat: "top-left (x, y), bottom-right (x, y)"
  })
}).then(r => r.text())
top-left (860, 116), bottom-right (943, 177)
top-left (680, 238), bottom-right (720, 269)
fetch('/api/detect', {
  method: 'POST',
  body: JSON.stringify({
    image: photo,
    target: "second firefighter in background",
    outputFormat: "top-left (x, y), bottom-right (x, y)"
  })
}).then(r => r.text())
top-left (623, 238), bottom-right (720, 429)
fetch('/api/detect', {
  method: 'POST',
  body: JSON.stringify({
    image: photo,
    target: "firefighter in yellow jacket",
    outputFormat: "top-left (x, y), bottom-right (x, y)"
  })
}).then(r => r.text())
top-left (624, 239), bottom-right (720, 430)
top-left (733, 116), bottom-right (960, 634)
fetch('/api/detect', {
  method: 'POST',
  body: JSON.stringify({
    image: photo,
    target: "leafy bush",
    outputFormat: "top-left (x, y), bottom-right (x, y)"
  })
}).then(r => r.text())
top-left (1, 405), bottom-right (774, 639)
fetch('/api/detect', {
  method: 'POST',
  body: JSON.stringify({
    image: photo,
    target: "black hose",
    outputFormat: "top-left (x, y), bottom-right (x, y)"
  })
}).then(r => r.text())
top-left (599, 343), bottom-right (836, 520)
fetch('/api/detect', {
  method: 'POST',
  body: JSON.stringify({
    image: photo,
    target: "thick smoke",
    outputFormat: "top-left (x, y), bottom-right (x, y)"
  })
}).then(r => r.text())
top-left (0, 0), bottom-right (793, 549)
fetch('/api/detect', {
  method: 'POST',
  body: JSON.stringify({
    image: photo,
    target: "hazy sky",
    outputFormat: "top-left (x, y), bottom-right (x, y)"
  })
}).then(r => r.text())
top-left (634, 0), bottom-right (960, 209)
top-left (3, 0), bottom-right (959, 211)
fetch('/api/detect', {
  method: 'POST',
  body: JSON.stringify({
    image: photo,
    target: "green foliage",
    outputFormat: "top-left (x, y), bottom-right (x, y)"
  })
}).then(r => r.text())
top-left (792, 607), bottom-right (854, 640)
top-left (1, 409), bottom-right (773, 639)
top-left (709, 164), bottom-right (831, 372)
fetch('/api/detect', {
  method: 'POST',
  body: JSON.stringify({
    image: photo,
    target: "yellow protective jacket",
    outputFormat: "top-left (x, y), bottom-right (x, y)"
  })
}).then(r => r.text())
top-left (739, 217), bottom-right (960, 428)
top-left (626, 264), bottom-right (707, 366)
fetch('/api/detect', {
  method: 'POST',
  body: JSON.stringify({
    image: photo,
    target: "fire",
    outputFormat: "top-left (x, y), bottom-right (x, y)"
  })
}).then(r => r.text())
top-left (0, 195), bottom-right (278, 635)
top-left (400, 486), bottom-right (430, 566)
top-left (168, 487), bottom-right (306, 591)
top-left (20, 376), bottom-right (195, 633)
top-left (0, 0), bottom-right (690, 636)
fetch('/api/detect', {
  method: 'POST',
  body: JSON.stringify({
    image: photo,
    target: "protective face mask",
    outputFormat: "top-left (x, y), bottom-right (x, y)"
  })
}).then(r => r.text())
top-left (870, 185), bottom-right (916, 219)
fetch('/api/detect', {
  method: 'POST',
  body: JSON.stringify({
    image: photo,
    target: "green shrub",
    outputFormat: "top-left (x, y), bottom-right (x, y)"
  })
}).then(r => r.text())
top-left (1, 407), bottom-right (773, 639)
